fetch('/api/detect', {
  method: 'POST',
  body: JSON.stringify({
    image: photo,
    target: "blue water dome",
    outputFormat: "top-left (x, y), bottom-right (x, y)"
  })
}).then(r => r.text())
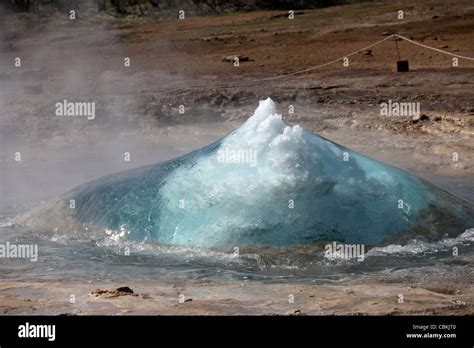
top-left (21, 98), bottom-right (474, 248)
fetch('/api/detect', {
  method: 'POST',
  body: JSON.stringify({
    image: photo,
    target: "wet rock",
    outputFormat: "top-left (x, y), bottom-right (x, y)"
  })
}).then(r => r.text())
top-left (420, 114), bottom-right (430, 121)
top-left (91, 286), bottom-right (137, 298)
top-left (287, 309), bottom-right (304, 316)
top-left (116, 286), bottom-right (134, 294)
top-left (412, 114), bottom-right (429, 122)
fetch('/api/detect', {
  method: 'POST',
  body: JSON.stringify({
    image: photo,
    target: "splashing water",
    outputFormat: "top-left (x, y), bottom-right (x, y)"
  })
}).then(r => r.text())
top-left (17, 98), bottom-right (474, 248)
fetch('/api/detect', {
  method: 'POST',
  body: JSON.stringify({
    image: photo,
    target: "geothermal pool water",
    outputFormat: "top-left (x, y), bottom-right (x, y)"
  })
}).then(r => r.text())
top-left (3, 99), bottom-right (474, 284)
top-left (1, 218), bottom-right (474, 284)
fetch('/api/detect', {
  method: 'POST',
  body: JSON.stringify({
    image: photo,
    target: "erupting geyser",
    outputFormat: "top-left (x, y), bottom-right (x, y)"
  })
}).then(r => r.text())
top-left (18, 98), bottom-right (473, 247)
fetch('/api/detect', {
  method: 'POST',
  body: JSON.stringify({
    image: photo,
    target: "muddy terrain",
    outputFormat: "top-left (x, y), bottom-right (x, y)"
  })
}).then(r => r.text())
top-left (1, 277), bottom-right (473, 315)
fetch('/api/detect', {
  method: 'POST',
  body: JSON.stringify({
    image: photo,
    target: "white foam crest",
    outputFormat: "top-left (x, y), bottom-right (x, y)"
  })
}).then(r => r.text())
top-left (0, 217), bottom-right (16, 228)
top-left (98, 230), bottom-right (248, 263)
top-left (169, 98), bottom-right (313, 194)
top-left (367, 228), bottom-right (474, 256)
top-left (157, 98), bottom-right (321, 245)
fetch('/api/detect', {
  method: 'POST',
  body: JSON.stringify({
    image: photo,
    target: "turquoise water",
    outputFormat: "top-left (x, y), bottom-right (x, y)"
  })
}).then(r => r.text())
top-left (61, 99), bottom-right (473, 247)
top-left (3, 99), bottom-right (473, 285)
top-left (1, 217), bottom-right (473, 284)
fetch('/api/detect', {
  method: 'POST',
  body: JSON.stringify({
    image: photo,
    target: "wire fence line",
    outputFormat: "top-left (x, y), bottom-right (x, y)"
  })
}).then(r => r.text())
top-left (237, 34), bottom-right (474, 86)
top-left (254, 34), bottom-right (399, 82)
top-left (395, 34), bottom-right (474, 61)
top-left (152, 33), bottom-right (474, 90)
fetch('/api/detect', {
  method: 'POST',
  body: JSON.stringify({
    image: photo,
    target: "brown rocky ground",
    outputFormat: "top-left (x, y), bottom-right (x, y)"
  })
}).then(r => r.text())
top-left (1, 277), bottom-right (473, 315)
top-left (1, 0), bottom-right (473, 177)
